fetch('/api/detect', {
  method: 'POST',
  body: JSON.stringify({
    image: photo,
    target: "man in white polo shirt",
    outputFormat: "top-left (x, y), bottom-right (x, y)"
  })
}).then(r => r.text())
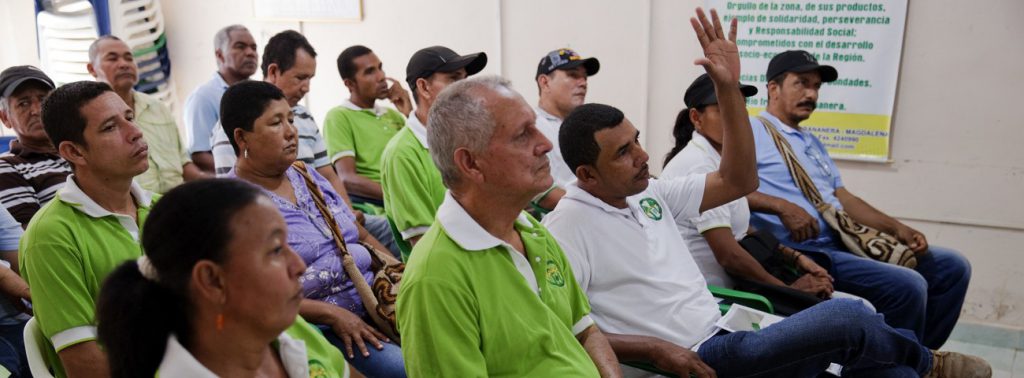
top-left (544, 9), bottom-right (987, 378)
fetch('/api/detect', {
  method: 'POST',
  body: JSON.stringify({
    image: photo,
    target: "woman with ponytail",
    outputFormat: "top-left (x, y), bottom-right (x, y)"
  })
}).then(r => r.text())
top-left (96, 179), bottom-right (349, 377)
top-left (662, 74), bottom-right (859, 315)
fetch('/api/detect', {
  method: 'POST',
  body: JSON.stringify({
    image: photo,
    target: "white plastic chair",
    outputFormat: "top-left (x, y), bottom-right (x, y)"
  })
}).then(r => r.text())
top-left (22, 317), bottom-right (55, 378)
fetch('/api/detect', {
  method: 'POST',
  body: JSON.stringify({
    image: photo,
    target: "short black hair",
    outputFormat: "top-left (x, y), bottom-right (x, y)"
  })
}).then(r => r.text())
top-left (560, 103), bottom-right (625, 174)
top-left (41, 80), bottom-right (114, 148)
top-left (765, 71), bottom-right (791, 106)
top-left (260, 30), bottom-right (316, 77)
top-left (220, 80), bottom-right (286, 155)
top-left (337, 45), bottom-right (373, 81)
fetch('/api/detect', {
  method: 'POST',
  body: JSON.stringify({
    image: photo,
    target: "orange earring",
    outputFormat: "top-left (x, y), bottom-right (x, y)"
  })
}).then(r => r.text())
top-left (216, 313), bottom-right (224, 331)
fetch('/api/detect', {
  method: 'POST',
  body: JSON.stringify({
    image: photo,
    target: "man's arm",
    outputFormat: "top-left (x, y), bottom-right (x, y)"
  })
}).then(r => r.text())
top-left (181, 162), bottom-right (210, 181)
top-left (746, 191), bottom-right (820, 242)
top-left (576, 325), bottom-right (623, 378)
top-left (334, 158), bottom-right (383, 200)
top-left (835, 187), bottom-right (927, 253)
top-left (533, 186), bottom-right (565, 212)
top-left (690, 9), bottom-right (759, 213)
top-left (316, 165), bottom-right (353, 206)
top-left (703, 228), bottom-right (786, 286)
top-left (605, 333), bottom-right (716, 378)
top-left (58, 341), bottom-right (109, 378)
top-left (191, 152), bottom-right (215, 174)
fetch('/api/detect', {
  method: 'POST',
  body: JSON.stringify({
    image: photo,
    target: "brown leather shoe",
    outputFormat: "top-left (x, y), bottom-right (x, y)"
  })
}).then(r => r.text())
top-left (925, 350), bottom-right (993, 378)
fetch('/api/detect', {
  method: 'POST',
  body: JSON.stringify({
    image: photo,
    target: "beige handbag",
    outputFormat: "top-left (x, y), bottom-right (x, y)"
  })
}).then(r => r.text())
top-left (757, 117), bottom-right (917, 268)
top-left (292, 161), bottom-right (404, 343)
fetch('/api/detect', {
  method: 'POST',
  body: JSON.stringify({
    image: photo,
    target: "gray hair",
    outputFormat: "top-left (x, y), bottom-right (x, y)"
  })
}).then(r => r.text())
top-left (427, 75), bottom-right (517, 188)
top-left (87, 35), bottom-right (123, 65)
top-left (214, 25), bottom-right (249, 53)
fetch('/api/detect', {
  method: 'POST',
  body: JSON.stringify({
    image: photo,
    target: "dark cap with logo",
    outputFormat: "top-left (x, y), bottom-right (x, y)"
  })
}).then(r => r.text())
top-left (0, 65), bottom-right (56, 99)
top-left (766, 50), bottom-right (838, 83)
top-left (684, 73), bottom-right (758, 108)
top-left (536, 48), bottom-right (600, 78)
top-left (406, 46), bottom-right (488, 91)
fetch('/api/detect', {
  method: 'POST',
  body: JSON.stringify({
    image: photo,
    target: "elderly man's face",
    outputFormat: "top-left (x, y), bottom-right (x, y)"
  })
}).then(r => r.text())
top-left (0, 82), bottom-right (51, 146)
top-left (89, 38), bottom-right (138, 92)
top-left (219, 29), bottom-right (259, 78)
top-left (477, 90), bottom-right (552, 198)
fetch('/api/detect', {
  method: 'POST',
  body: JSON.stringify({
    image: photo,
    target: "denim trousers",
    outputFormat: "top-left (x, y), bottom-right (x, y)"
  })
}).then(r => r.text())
top-left (364, 214), bottom-right (400, 259)
top-left (793, 244), bottom-right (971, 349)
top-left (0, 320), bottom-right (27, 377)
top-left (698, 299), bottom-right (931, 377)
top-left (317, 324), bottom-right (407, 378)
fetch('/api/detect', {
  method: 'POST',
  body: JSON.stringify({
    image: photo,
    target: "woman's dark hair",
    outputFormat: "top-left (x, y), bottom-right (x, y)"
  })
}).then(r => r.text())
top-left (663, 106), bottom-right (706, 168)
top-left (97, 179), bottom-right (265, 378)
top-left (220, 80), bottom-right (286, 155)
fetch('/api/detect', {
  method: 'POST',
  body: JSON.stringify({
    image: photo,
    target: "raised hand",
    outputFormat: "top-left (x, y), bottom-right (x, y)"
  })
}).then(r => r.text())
top-left (690, 7), bottom-right (740, 84)
top-left (385, 77), bottom-right (413, 117)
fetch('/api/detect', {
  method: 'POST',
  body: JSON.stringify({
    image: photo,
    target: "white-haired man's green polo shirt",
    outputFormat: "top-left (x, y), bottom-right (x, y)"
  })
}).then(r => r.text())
top-left (380, 114), bottom-right (445, 248)
top-left (19, 176), bottom-right (154, 378)
top-left (397, 192), bottom-right (599, 377)
top-left (323, 100), bottom-right (405, 183)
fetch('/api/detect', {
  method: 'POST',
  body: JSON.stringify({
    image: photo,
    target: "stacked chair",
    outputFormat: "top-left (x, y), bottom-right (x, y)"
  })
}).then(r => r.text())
top-left (34, 0), bottom-right (175, 111)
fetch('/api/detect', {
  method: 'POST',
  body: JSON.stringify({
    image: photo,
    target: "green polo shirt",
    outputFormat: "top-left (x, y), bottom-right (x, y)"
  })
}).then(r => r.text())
top-left (397, 193), bottom-right (599, 377)
top-left (323, 101), bottom-right (405, 183)
top-left (20, 177), bottom-right (154, 378)
top-left (133, 91), bottom-right (191, 194)
top-left (380, 117), bottom-right (445, 250)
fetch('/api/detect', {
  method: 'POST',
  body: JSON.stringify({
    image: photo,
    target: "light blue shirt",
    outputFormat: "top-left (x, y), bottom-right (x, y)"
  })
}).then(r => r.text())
top-left (0, 206), bottom-right (25, 325)
top-left (184, 72), bottom-right (230, 153)
top-left (749, 111), bottom-right (844, 248)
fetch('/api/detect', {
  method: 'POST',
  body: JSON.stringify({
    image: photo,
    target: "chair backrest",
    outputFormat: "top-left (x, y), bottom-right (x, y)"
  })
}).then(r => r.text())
top-left (22, 317), bottom-right (55, 378)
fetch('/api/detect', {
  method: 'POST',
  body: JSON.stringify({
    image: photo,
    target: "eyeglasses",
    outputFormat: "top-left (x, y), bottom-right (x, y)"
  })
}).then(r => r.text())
top-left (803, 141), bottom-right (832, 178)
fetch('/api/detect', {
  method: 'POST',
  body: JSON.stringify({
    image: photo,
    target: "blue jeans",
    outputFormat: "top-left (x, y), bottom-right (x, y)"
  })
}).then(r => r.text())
top-left (0, 320), bottom-right (27, 377)
top-left (793, 244), bottom-right (970, 349)
top-left (316, 324), bottom-right (406, 378)
top-left (698, 299), bottom-right (931, 377)
top-left (364, 214), bottom-right (400, 259)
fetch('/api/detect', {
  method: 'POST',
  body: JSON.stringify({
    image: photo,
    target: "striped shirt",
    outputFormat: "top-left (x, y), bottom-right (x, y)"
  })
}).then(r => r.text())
top-left (0, 141), bottom-right (72, 226)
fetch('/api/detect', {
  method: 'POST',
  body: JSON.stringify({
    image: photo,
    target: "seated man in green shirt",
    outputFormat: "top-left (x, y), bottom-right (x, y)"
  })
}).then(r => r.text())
top-left (324, 45), bottom-right (411, 206)
top-left (381, 45), bottom-right (486, 252)
top-left (20, 81), bottom-right (154, 377)
top-left (396, 75), bottom-right (620, 377)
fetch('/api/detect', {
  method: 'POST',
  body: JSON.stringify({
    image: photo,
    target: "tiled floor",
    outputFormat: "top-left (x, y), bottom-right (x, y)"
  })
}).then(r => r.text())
top-left (942, 340), bottom-right (1021, 377)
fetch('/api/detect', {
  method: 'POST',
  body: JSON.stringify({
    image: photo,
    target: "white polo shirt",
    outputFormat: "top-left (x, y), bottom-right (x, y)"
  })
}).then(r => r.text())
top-left (662, 132), bottom-right (750, 288)
top-left (543, 177), bottom-right (721, 350)
top-left (534, 107), bottom-right (576, 187)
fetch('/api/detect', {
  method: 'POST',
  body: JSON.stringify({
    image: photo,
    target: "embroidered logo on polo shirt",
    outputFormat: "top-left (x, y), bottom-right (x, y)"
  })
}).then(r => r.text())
top-left (308, 359), bottom-right (328, 378)
top-left (639, 198), bottom-right (663, 220)
top-left (545, 260), bottom-right (565, 287)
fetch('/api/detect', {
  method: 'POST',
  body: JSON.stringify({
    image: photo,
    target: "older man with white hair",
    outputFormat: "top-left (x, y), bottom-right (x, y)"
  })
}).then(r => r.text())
top-left (396, 75), bottom-right (621, 377)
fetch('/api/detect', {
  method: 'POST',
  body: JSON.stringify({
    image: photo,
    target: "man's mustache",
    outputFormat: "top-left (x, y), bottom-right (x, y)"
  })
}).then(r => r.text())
top-left (798, 101), bottom-right (816, 110)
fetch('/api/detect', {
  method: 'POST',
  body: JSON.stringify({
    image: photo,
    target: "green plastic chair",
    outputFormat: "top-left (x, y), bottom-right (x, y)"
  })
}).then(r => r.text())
top-left (623, 286), bottom-right (774, 377)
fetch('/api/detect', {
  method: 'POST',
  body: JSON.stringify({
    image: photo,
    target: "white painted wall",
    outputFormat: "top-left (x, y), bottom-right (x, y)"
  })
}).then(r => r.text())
top-left (3, 0), bottom-right (1021, 328)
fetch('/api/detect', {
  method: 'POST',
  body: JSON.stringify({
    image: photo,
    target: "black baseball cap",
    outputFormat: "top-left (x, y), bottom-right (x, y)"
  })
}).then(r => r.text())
top-left (406, 46), bottom-right (487, 91)
top-left (536, 48), bottom-right (600, 78)
top-left (683, 73), bottom-right (758, 108)
top-left (766, 50), bottom-right (838, 83)
top-left (0, 65), bottom-right (55, 98)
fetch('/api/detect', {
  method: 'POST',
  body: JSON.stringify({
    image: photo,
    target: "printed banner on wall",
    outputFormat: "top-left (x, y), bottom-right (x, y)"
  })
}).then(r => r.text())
top-left (706, 0), bottom-right (908, 162)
